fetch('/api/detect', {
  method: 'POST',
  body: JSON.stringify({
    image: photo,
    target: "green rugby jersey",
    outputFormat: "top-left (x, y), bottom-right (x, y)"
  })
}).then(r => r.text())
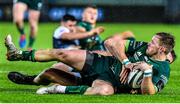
top-left (77, 21), bottom-right (103, 50)
top-left (112, 40), bottom-right (170, 92)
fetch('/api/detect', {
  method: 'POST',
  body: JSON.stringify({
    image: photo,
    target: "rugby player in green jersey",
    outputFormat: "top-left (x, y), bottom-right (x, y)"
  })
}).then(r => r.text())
top-left (5, 32), bottom-right (175, 95)
top-left (76, 5), bottom-right (104, 50)
top-left (13, 0), bottom-right (43, 49)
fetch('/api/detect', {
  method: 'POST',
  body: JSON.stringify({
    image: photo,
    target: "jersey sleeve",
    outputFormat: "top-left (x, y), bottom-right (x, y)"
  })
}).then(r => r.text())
top-left (125, 39), bottom-right (147, 54)
top-left (151, 65), bottom-right (170, 92)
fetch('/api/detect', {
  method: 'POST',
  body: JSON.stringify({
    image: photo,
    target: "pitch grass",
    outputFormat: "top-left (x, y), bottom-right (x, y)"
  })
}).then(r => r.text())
top-left (0, 22), bottom-right (180, 103)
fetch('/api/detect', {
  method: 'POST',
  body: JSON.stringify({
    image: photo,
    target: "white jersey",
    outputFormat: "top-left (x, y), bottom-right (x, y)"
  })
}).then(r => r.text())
top-left (53, 26), bottom-right (70, 39)
top-left (53, 26), bottom-right (79, 49)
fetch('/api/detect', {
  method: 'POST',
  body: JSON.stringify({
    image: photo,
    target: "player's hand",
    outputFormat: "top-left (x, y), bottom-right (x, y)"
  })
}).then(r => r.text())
top-left (133, 61), bottom-right (152, 71)
top-left (93, 26), bottom-right (105, 35)
top-left (119, 66), bottom-right (130, 84)
top-left (124, 63), bottom-right (135, 71)
top-left (70, 26), bottom-right (77, 33)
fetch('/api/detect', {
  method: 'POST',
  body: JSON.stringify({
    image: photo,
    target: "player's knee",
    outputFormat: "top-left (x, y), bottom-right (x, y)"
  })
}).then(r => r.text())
top-left (51, 49), bottom-right (69, 60)
top-left (99, 85), bottom-right (114, 95)
top-left (30, 23), bottom-right (38, 33)
top-left (14, 18), bottom-right (23, 24)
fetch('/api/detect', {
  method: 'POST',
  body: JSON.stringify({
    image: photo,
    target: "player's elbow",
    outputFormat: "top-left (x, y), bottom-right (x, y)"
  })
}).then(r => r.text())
top-left (104, 39), bottom-right (113, 48)
top-left (104, 36), bottom-right (119, 47)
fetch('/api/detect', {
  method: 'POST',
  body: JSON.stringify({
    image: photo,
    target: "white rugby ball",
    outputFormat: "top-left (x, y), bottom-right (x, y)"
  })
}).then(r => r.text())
top-left (127, 70), bottom-right (143, 88)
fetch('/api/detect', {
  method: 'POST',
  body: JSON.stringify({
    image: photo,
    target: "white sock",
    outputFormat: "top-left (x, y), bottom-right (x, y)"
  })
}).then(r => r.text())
top-left (55, 85), bottom-right (66, 93)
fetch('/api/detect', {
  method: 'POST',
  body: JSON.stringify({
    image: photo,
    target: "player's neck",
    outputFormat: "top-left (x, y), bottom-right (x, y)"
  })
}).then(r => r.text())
top-left (151, 53), bottom-right (166, 61)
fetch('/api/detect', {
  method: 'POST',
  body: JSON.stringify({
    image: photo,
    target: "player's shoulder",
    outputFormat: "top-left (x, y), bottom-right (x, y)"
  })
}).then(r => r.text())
top-left (55, 26), bottom-right (69, 32)
top-left (77, 21), bottom-right (91, 26)
top-left (152, 60), bottom-right (170, 76)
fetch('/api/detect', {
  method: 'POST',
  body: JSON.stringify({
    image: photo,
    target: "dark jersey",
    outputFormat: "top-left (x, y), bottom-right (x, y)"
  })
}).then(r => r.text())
top-left (15, 0), bottom-right (43, 10)
top-left (77, 21), bottom-right (104, 50)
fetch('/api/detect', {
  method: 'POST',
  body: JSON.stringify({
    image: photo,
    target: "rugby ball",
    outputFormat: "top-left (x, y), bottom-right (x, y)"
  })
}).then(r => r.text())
top-left (127, 70), bottom-right (143, 88)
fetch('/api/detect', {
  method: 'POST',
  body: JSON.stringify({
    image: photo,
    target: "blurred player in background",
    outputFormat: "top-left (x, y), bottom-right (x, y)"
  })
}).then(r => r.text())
top-left (53, 14), bottom-right (79, 49)
top-left (76, 5), bottom-right (105, 50)
top-left (53, 14), bottom-right (104, 50)
top-left (13, 0), bottom-right (43, 49)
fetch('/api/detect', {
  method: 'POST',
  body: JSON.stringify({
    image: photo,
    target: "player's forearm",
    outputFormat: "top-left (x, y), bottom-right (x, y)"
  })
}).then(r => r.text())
top-left (141, 76), bottom-right (156, 95)
top-left (92, 50), bottom-right (112, 56)
top-left (61, 32), bottom-right (95, 40)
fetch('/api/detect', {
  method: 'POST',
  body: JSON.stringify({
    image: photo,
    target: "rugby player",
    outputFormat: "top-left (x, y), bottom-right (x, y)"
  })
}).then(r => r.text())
top-left (52, 14), bottom-right (104, 49)
top-left (13, 0), bottom-right (43, 49)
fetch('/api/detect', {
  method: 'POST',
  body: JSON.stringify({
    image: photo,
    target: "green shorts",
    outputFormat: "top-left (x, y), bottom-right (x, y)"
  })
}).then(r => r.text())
top-left (81, 51), bottom-right (122, 87)
top-left (15, 0), bottom-right (43, 10)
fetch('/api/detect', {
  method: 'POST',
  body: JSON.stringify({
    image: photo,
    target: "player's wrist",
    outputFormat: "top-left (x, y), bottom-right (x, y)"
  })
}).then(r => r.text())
top-left (122, 58), bottom-right (131, 66)
top-left (143, 69), bottom-right (152, 77)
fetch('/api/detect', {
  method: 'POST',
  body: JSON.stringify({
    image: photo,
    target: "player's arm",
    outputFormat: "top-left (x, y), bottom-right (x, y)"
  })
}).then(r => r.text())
top-left (61, 26), bottom-right (104, 40)
top-left (133, 62), bottom-right (156, 95)
top-left (91, 31), bottom-right (134, 57)
top-left (74, 26), bottom-right (86, 32)
top-left (120, 30), bottom-right (135, 39)
top-left (104, 35), bottom-right (127, 61)
top-left (104, 30), bottom-right (136, 61)
top-left (104, 34), bottom-right (134, 71)
top-left (91, 50), bottom-right (112, 56)
top-left (105, 30), bottom-right (135, 40)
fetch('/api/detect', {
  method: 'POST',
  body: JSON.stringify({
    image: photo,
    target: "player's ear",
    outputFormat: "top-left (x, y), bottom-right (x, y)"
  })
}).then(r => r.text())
top-left (159, 46), bottom-right (166, 53)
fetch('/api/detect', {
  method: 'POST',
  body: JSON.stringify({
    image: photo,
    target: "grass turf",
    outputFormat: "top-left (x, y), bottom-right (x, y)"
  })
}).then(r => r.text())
top-left (0, 22), bottom-right (180, 103)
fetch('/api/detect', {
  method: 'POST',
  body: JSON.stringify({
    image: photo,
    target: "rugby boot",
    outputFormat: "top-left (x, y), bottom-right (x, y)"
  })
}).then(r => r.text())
top-left (8, 72), bottom-right (37, 85)
top-left (5, 35), bottom-right (23, 61)
top-left (19, 34), bottom-right (26, 48)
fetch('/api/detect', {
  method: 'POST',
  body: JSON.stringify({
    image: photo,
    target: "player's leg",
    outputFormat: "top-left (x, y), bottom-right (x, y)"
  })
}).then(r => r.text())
top-left (13, 2), bottom-right (27, 48)
top-left (34, 68), bottom-right (82, 86)
top-left (5, 35), bottom-right (86, 71)
top-left (84, 79), bottom-right (114, 95)
top-left (36, 79), bottom-right (114, 95)
top-left (51, 62), bottom-right (82, 78)
top-left (7, 67), bottom-right (82, 86)
top-left (28, 10), bottom-right (40, 49)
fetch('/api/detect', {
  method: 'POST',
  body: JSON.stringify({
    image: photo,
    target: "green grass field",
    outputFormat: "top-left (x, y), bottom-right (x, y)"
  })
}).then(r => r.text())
top-left (0, 22), bottom-right (180, 103)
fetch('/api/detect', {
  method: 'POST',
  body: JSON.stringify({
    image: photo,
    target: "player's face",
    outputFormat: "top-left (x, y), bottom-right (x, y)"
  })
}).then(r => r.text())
top-left (82, 7), bottom-right (98, 24)
top-left (65, 20), bottom-right (77, 32)
top-left (146, 35), bottom-right (161, 56)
